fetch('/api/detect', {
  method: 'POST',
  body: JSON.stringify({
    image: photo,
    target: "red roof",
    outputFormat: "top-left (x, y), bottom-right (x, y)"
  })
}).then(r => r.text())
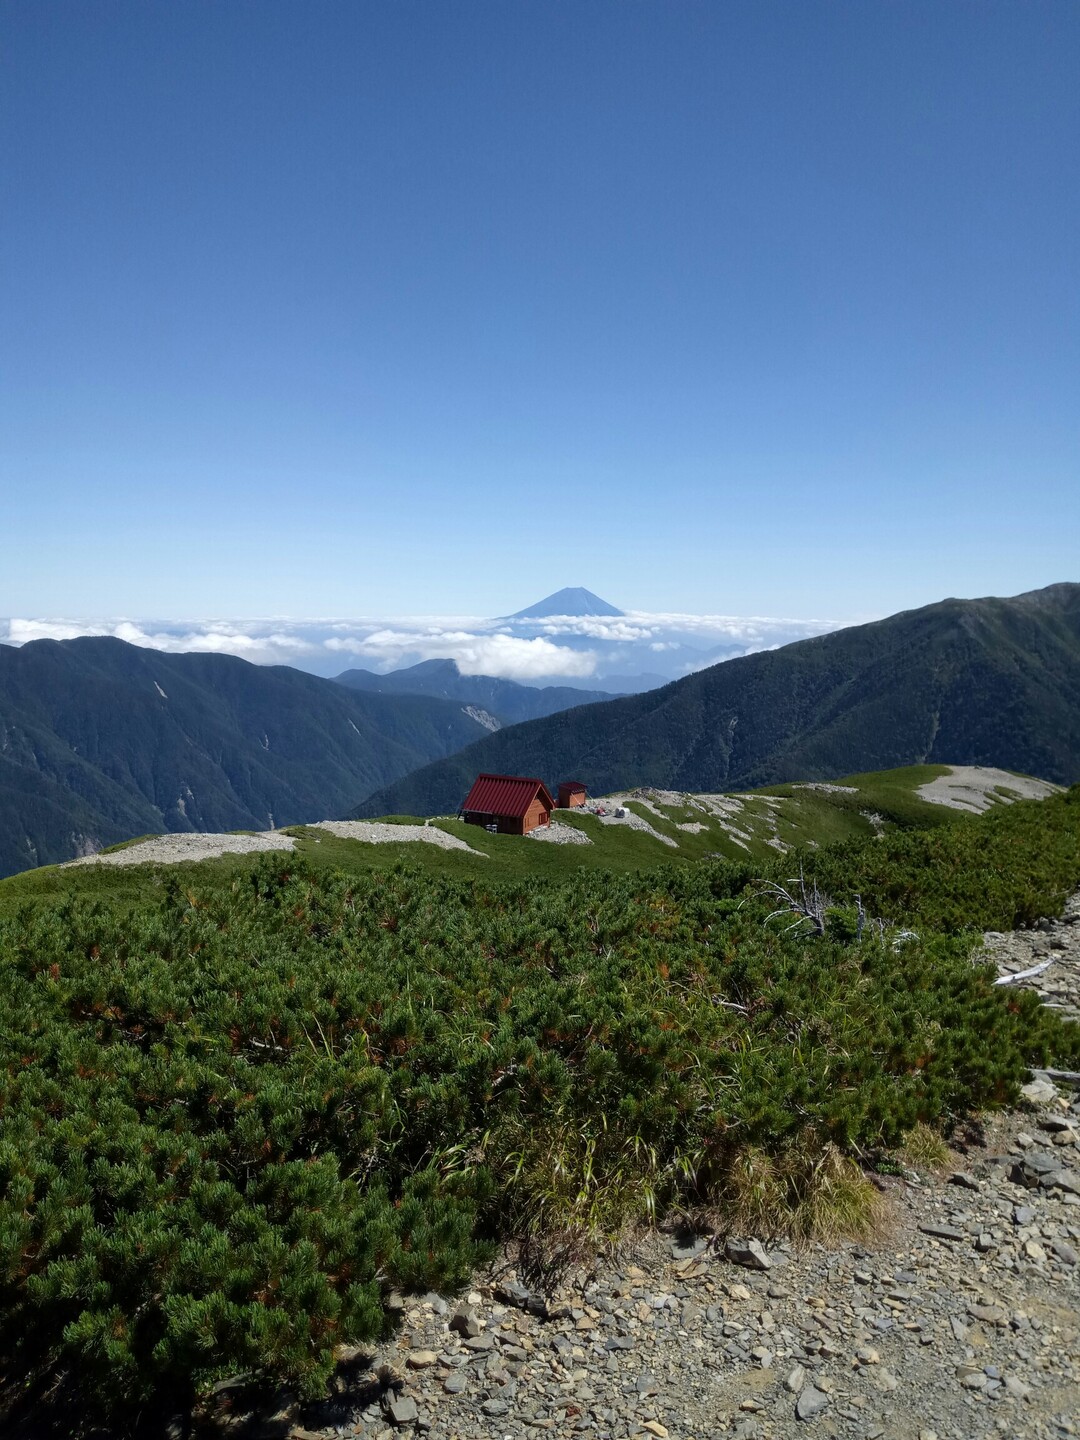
top-left (461, 773), bottom-right (555, 819)
top-left (559, 780), bottom-right (587, 792)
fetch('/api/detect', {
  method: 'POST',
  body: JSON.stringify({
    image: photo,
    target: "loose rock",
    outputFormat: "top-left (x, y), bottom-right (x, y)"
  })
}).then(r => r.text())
top-left (725, 1238), bottom-right (772, 1270)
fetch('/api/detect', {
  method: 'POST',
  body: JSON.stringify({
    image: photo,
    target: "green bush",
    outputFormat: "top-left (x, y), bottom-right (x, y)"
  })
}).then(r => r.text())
top-left (1, 790), bottom-right (1078, 1423)
top-left (785, 788), bottom-right (1080, 932)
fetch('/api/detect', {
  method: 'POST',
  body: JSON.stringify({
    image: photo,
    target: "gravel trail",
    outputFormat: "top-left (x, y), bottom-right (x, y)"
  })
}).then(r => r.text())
top-left (527, 821), bottom-right (593, 846)
top-left (64, 832), bottom-right (296, 867)
top-left (309, 820), bottom-right (486, 854)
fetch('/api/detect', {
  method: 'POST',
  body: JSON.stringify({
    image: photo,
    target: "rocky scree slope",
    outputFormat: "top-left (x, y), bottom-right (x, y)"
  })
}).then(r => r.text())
top-left (351, 583), bottom-right (1080, 821)
top-left (0, 636), bottom-right (493, 876)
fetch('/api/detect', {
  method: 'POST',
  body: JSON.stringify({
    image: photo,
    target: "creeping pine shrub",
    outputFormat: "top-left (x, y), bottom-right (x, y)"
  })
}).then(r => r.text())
top-left (783, 787), bottom-right (1080, 933)
top-left (1, 787), bottom-right (1079, 1423)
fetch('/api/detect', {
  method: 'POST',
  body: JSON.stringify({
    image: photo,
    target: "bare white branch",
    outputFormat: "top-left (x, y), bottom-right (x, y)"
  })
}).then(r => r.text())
top-left (760, 866), bottom-right (830, 937)
top-left (994, 958), bottom-right (1054, 986)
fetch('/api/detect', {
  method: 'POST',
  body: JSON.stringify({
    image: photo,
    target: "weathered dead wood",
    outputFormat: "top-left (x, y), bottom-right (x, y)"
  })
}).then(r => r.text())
top-left (993, 958), bottom-right (1054, 986)
top-left (761, 868), bottom-right (830, 937)
top-left (1030, 1067), bottom-right (1080, 1086)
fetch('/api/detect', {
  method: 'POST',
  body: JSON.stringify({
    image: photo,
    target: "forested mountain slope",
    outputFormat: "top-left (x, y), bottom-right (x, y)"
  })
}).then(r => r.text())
top-left (0, 637), bottom-right (490, 875)
top-left (335, 658), bottom-right (614, 725)
top-left (352, 583), bottom-right (1080, 819)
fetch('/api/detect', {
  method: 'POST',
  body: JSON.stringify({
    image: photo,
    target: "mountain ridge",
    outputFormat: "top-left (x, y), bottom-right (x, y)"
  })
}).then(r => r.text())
top-left (350, 583), bottom-right (1080, 819)
top-left (334, 657), bottom-right (616, 724)
top-left (0, 636), bottom-right (493, 876)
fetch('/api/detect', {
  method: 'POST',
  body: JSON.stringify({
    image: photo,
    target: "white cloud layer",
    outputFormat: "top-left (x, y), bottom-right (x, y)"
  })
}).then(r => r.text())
top-left (1, 609), bottom-right (845, 682)
top-left (323, 629), bottom-right (598, 680)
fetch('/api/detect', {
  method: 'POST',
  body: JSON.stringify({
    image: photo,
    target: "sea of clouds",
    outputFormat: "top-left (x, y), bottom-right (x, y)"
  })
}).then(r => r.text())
top-left (0, 611), bottom-right (845, 684)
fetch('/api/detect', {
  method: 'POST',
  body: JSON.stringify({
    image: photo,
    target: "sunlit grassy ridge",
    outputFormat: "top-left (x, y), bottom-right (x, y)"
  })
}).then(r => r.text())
top-left (0, 765), bottom-right (974, 909)
top-left (1, 786), bottom-right (1078, 1424)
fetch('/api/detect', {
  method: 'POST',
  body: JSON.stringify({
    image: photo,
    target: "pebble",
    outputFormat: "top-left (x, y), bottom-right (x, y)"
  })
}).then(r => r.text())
top-left (383, 1395), bottom-right (417, 1426)
top-left (948, 1170), bottom-right (980, 1190)
top-left (448, 1304), bottom-right (481, 1338)
top-left (917, 1223), bottom-right (965, 1242)
top-left (967, 1302), bottom-right (1008, 1326)
top-left (404, 1350), bottom-right (437, 1369)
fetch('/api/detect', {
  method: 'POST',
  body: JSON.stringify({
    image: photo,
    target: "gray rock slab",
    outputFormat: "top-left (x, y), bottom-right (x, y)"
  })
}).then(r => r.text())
top-left (795, 1385), bottom-right (830, 1421)
top-left (725, 1238), bottom-right (772, 1270)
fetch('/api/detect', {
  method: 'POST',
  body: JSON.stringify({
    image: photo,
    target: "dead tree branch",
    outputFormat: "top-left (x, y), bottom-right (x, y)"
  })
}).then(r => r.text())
top-left (993, 958), bottom-right (1054, 986)
top-left (761, 867), bottom-right (831, 937)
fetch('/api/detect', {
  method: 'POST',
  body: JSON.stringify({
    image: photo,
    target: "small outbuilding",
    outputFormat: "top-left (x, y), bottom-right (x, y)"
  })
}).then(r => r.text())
top-left (557, 781), bottom-right (588, 809)
top-left (460, 773), bottom-right (555, 836)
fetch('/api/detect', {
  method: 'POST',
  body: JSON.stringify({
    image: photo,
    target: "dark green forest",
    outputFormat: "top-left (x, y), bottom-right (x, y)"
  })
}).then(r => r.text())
top-left (0, 637), bottom-right (492, 877)
top-left (335, 657), bottom-right (614, 724)
top-left (2, 787), bottom-right (1079, 1424)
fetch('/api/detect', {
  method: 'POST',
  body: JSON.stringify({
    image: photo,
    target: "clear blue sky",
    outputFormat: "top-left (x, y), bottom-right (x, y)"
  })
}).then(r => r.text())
top-left (2, 0), bottom-right (1077, 620)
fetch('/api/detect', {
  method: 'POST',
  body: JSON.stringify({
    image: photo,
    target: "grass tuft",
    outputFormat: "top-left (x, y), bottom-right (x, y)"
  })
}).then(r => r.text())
top-left (899, 1122), bottom-right (951, 1173)
top-left (494, 1120), bottom-right (663, 1249)
top-left (704, 1137), bottom-right (885, 1245)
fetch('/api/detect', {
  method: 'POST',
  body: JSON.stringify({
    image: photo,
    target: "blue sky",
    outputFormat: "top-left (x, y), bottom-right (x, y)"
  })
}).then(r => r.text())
top-left (2, 0), bottom-right (1077, 623)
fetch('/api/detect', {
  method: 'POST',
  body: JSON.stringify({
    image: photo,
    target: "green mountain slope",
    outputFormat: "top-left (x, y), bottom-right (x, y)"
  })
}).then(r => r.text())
top-left (0, 637), bottom-right (492, 876)
top-left (352, 583), bottom-right (1080, 819)
top-left (335, 658), bottom-right (615, 725)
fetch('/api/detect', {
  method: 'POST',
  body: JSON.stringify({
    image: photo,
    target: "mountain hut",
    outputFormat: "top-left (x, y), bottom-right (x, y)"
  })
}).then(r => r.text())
top-left (459, 773), bottom-right (555, 835)
top-left (557, 781), bottom-right (588, 809)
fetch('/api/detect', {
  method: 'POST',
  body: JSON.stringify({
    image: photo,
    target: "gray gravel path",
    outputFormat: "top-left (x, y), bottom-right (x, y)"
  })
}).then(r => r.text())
top-left (64, 832), bottom-right (296, 867)
top-left (527, 822), bottom-right (593, 846)
top-left (309, 820), bottom-right (486, 854)
top-left (916, 768), bottom-right (1062, 815)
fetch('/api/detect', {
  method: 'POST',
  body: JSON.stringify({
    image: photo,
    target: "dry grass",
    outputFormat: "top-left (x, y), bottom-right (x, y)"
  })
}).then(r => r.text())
top-left (497, 1121), bottom-right (887, 1283)
top-left (899, 1122), bottom-right (951, 1174)
top-left (497, 1122), bottom-right (661, 1246)
top-left (702, 1137), bottom-right (886, 1246)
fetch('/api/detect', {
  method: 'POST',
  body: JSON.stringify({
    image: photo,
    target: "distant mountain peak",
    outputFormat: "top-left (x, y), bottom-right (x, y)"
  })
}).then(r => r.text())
top-left (507, 587), bottom-right (624, 619)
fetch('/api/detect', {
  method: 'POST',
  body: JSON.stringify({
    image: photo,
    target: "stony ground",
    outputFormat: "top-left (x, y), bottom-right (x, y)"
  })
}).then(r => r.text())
top-left (526, 821), bottom-right (593, 846)
top-left (64, 821), bottom-right (490, 868)
top-left (199, 899), bottom-right (1080, 1440)
top-left (978, 892), bottom-right (1080, 1026)
top-left (65, 832), bottom-right (297, 866)
top-left (309, 821), bottom-right (485, 854)
top-left (915, 769), bottom-right (1062, 816)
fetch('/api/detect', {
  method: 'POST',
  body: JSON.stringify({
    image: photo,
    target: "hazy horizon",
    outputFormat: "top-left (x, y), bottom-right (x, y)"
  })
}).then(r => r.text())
top-left (0, 592), bottom-right (849, 682)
